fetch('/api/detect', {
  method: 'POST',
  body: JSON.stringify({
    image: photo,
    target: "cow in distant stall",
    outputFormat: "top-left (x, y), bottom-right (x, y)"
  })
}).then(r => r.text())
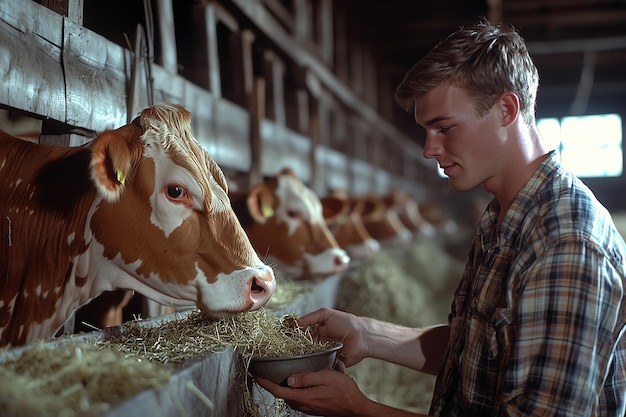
top-left (0, 103), bottom-right (276, 346)
top-left (390, 190), bottom-right (436, 239)
top-left (321, 191), bottom-right (380, 260)
top-left (230, 168), bottom-right (350, 279)
top-left (357, 193), bottom-right (413, 247)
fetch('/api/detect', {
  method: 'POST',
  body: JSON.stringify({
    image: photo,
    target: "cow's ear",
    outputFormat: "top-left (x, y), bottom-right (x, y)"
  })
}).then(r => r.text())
top-left (247, 183), bottom-right (276, 223)
top-left (359, 196), bottom-right (385, 222)
top-left (321, 195), bottom-right (349, 223)
top-left (90, 124), bottom-right (143, 202)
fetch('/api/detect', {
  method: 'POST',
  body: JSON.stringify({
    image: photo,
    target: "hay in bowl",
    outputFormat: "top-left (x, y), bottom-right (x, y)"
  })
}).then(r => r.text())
top-left (249, 342), bottom-right (343, 386)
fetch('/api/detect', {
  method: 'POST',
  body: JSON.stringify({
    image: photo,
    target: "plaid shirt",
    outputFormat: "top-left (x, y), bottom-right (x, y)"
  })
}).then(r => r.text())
top-left (430, 151), bottom-right (626, 417)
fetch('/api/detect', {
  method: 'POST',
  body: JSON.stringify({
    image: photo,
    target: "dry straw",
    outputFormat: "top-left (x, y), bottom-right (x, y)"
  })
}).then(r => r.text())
top-left (0, 308), bottom-right (333, 417)
top-left (0, 341), bottom-right (170, 417)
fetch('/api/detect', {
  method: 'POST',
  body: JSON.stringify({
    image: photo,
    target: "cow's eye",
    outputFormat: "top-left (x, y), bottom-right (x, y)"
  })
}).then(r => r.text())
top-left (287, 209), bottom-right (301, 219)
top-left (166, 185), bottom-right (185, 199)
top-left (164, 184), bottom-right (193, 207)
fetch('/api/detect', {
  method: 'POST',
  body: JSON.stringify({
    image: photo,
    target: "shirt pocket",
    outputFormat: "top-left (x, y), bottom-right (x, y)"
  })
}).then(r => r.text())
top-left (459, 305), bottom-right (514, 405)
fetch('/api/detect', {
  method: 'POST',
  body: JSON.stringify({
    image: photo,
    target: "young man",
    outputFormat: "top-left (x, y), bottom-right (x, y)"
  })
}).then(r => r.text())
top-left (256, 21), bottom-right (626, 416)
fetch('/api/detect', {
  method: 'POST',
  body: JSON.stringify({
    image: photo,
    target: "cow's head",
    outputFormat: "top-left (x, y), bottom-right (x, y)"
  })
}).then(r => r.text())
top-left (231, 168), bottom-right (350, 279)
top-left (358, 194), bottom-right (413, 247)
top-left (390, 190), bottom-right (436, 239)
top-left (87, 104), bottom-right (275, 316)
top-left (321, 192), bottom-right (380, 260)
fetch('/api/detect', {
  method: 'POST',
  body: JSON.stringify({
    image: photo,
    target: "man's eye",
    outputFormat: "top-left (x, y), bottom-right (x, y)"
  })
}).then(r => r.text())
top-left (438, 126), bottom-right (452, 134)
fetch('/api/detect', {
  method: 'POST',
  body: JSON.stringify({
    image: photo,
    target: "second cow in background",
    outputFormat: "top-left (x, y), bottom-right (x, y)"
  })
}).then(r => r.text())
top-left (230, 168), bottom-right (350, 279)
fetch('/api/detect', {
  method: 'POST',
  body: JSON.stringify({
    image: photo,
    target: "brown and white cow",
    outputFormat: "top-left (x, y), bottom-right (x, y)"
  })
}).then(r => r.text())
top-left (357, 194), bottom-right (413, 247)
top-left (321, 191), bottom-right (380, 260)
top-left (390, 190), bottom-right (436, 239)
top-left (230, 168), bottom-right (350, 279)
top-left (0, 103), bottom-right (275, 346)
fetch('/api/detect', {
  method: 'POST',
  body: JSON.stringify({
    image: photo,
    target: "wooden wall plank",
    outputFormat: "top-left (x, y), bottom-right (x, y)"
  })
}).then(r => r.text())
top-left (63, 19), bottom-right (129, 130)
top-left (0, 0), bottom-right (65, 121)
top-left (0, 0), bottom-right (428, 200)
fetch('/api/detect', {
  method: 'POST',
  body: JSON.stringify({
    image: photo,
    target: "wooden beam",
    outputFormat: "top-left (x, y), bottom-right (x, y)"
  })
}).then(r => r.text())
top-left (528, 35), bottom-right (626, 55)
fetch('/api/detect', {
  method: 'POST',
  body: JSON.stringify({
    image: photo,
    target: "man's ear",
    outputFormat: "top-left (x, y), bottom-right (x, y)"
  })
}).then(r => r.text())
top-left (499, 91), bottom-right (520, 128)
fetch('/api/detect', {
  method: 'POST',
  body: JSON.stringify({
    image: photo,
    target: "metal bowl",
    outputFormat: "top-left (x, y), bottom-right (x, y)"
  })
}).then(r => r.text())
top-left (249, 342), bottom-right (343, 386)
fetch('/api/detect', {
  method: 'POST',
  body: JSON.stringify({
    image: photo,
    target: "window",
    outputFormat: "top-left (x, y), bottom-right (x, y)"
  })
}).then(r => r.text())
top-left (537, 114), bottom-right (623, 178)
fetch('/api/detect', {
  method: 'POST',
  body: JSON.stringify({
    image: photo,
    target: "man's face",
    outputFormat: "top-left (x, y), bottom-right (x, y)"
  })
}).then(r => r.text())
top-left (414, 84), bottom-right (507, 192)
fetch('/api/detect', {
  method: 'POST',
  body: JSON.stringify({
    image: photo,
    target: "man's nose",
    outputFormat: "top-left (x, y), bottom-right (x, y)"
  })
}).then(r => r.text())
top-left (423, 134), bottom-right (442, 159)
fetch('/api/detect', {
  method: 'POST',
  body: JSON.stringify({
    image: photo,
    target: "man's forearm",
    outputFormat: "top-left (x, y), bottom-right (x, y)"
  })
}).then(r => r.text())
top-left (361, 319), bottom-right (449, 375)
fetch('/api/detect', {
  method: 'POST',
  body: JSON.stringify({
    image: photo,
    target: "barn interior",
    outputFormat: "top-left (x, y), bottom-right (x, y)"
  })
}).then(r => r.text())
top-left (1, 0), bottom-right (626, 416)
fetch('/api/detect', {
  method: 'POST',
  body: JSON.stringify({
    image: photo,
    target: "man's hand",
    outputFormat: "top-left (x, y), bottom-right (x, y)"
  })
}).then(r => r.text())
top-left (255, 369), bottom-right (371, 417)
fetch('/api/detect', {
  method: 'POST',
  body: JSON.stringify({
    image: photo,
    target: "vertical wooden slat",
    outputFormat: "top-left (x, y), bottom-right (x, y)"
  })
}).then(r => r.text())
top-left (205, 3), bottom-right (222, 97)
top-left (333, 2), bottom-right (349, 82)
top-left (363, 50), bottom-right (378, 109)
top-left (248, 77), bottom-right (265, 188)
top-left (156, 0), bottom-right (177, 74)
top-left (263, 51), bottom-right (286, 126)
top-left (319, 0), bottom-right (333, 65)
top-left (309, 88), bottom-right (322, 194)
top-left (285, 64), bottom-right (310, 134)
top-left (294, 0), bottom-right (309, 42)
top-left (128, 25), bottom-right (150, 122)
top-left (230, 29), bottom-right (255, 107)
top-left (349, 41), bottom-right (365, 96)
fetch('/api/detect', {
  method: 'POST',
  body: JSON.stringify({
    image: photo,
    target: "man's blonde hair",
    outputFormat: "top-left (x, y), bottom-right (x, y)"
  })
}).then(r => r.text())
top-left (395, 20), bottom-right (539, 126)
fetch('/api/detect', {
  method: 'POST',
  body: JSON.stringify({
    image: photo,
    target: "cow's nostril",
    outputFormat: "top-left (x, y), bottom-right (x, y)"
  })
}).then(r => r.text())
top-left (251, 277), bottom-right (265, 293)
top-left (334, 254), bottom-right (349, 266)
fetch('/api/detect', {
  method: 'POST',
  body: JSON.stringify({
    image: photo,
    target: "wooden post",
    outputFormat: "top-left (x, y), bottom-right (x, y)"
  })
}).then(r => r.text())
top-left (248, 77), bottom-right (265, 188)
top-left (230, 29), bottom-right (255, 107)
top-left (156, 0), bottom-right (177, 74)
top-left (263, 51), bottom-right (286, 126)
top-left (204, 3), bottom-right (222, 97)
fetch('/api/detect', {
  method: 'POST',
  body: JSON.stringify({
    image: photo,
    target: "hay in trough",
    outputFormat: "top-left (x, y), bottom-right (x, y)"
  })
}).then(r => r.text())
top-left (0, 309), bottom-right (331, 417)
top-left (0, 341), bottom-right (170, 417)
top-left (98, 308), bottom-right (332, 363)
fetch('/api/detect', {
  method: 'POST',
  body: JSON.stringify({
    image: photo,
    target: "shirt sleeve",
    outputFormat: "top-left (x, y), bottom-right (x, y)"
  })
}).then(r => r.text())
top-left (502, 238), bottom-right (622, 416)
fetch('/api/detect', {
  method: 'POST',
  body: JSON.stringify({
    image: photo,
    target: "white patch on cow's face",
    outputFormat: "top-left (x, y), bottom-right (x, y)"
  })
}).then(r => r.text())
top-left (146, 149), bottom-right (204, 237)
top-left (196, 264), bottom-right (275, 313)
top-left (346, 238), bottom-right (381, 260)
top-left (274, 175), bottom-right (325, 236)
top-left (303, 247), bottom-right (350, 276)
top-left (86, 237), bottom-right (275, 313)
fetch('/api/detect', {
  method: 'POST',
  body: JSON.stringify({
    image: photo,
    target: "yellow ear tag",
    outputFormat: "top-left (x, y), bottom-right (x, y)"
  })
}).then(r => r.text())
top-left (115, 169), bottom-right (126, 185)
top-left (261, 204), bottom-right (274, 218)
